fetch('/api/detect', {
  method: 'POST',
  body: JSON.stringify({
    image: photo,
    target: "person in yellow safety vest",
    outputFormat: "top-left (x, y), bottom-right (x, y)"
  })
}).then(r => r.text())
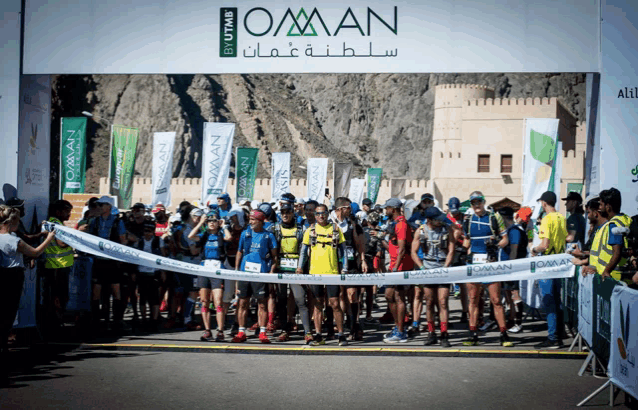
top-left (583, 188), bottom-right (633, 283)
top-left (42, 200), bottom-right (74, 332)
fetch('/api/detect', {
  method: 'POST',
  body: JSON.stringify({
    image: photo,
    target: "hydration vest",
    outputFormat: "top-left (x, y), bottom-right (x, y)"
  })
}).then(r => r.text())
top-left (309, 223), bottom-right (340, 249)
top-left (463, 212), bottom-right (502, 241)
top-left (419, 224), bottom-right (449, 262)
top-left (274, 222), bottom-right (303, 258)
top-left (136, 236), bottom-right (162, 256)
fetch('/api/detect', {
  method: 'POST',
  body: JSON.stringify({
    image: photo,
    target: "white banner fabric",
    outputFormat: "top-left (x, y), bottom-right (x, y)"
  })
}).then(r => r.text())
top-left (201, 123), bottom-right (234, 206)
top-left (578, 273), bottom-right (594, 346)
top-left (584, 73), bottom-right (601, 200)
top-left (521, 118), bottom-right (559, 220)
top-left (307, 158), bottom-right (328, 202)
top-left (600, 0), bottom-right (638, 215)
top-left (349, 178), bottom-right (365, 204)
top-left (44, 221), bottom-right (575, 286)
top-left (553, 141), bottom-right (563, 212)
top-left (609, 286), bottom-right (638, 400)
top-left (152, 132), bottom-right (176, 207)
top-left (271, 152), bottom-right (290, 201)
top-left (24, 0), bottom-right (599, 74)
top-left (0, 0), bottom-right (21, 191)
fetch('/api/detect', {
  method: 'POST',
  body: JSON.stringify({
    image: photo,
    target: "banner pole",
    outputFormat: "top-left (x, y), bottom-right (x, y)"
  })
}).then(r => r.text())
top-left (59, 118), bottom-right (63, 198)
top-left (107, 124), bottom-right (114, 195)
top-left (576, 380), bottom-right (612, 407)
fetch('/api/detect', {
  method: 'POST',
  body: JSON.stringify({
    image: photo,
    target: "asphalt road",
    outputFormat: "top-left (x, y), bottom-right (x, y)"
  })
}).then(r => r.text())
top-left (1, 349), bottom-right (632, 409)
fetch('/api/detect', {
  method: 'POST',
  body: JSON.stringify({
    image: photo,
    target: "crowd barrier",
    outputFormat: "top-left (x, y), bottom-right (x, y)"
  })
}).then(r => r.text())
top-left (576, 273), bottom-right (638, 405)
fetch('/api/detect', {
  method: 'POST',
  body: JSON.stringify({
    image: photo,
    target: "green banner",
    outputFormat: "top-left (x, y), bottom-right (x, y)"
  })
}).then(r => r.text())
top-left (366, 168), bottom-right (383, 204)
top-left (591, 274), bottom-right (620, 368)
top-left (567, 183), bottom-right (584, 195)
top-left (110, 125), bottom-right (139, 209)
top-left (236, 147), bottom-right (259, 202)
top-left (60, 117), bottom-right (87, 194)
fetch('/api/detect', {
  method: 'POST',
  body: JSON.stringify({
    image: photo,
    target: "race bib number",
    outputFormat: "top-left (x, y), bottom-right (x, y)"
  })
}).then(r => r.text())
top-left (204, 260), bottom-right (221, 270)
top-left (472, 253), bottom-right (487, 265)
top-left (346, 248), bottom-right (355, 261)
top-left (244, 261), bottom-right (261, 273)
top-left (280, 258), bottom-right (298, 269)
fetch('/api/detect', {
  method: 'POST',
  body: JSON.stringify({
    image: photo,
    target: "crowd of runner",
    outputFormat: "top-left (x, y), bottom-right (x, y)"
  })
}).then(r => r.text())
top-left (1, 188), bottom-right (637, 352)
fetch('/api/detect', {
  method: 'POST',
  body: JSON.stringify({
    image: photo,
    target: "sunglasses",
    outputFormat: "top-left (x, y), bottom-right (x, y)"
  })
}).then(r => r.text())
top-left (337, 206), bottom-right (350, 210)
top-left (315, 211), bottom-right (328, 216)
top-left (206, 218), bottom-right (218, 223)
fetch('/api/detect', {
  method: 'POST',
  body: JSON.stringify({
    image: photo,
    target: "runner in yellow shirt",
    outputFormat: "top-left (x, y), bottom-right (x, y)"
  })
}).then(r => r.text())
top-left (296, 203), bottom-right (348, 346)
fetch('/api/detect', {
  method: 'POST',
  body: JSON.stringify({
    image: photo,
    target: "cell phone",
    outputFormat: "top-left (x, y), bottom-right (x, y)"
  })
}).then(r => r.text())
top-left (325, 188), bottom-right (329, 196)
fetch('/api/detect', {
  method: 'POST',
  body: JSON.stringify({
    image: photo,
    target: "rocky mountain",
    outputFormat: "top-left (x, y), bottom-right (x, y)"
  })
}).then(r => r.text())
top-left (50, 73), bottom-right (586, 193)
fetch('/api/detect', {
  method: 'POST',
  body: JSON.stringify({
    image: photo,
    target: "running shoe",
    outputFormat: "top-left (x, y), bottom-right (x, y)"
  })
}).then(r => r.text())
top-left (363, 317), bottom-right (380, 325)
top-left (310, 334), bottom-right (325, 346)
top-left (479, 320), bottom-right (496, 332)
top-left (230, 322), bottom-right (239, 336)
top-left (534, 339), bottom-right (564, 350)
top-left (508, 323), bottom-right (523, 334)
top-left (407, 325), bottom-right (421, 338)
top-left (277, 331), bottom-right (290, 342)
top-left (259, 332), bottom-right (271, 344)
top-left (384, 327), bottom-right (398, 340)
top-left (440, 332), bottom-right (451, 348)
top-left (500, 332), bottom-right (514, 347)
top-left (462, 332), bottom-right (479, 346)
top-left (249, 322), bottom-right (260, 332)
top-left (304, 333), bottom-right (314, 345)
top-left (200, 329), bottom-right (214, 342)
top-left (423, 332), bottom-right (438, 346)
top-left (231, 332), bottom-right (247, 343)
top-left (266, 322), bottom-right (277, 333)
top-left (159, 300), bottom-right (168, 312)
top-left (338, 335), bottom-right (348, 346)
top-left (397, 331), bottom-right (408, 343)
top-left (453, 284), bottom-right (461, 298)
top-left (215, 330), bottom-right (225, 342)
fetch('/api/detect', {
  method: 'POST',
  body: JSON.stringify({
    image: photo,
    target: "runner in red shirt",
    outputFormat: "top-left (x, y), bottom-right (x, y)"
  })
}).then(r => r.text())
top-left (383, 198), bottom-right (413, 343)
top-left (152, 204), bottom-right (170, 237)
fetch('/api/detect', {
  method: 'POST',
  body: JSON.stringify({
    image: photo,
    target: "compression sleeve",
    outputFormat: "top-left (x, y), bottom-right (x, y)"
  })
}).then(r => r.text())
top-left (338, 242), bottom-right (348, 271)
top-left (298, 243), bottom-right (310, 269)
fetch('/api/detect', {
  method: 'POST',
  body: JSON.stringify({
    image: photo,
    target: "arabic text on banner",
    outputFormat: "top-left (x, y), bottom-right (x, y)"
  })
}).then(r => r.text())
top-left (366, 168), bottom-right (383, 204)
top-left (43, 221), bottom-right (576, 286)
top-left (110, 125), bottom-right (139, 210)
top-left (201, 122), bottom-right (234, 206)
top-left (333, 162), bottom-right (353, 198)
top-left (60, 117), bottom-right (87, 194)
top-left (521, 118), bottom-right (559, 220)
top-left (307, 158), bottom-right (328, 202)
top-left (609, 286), bottom-right (638, 400)
top-left (236, 147), bottom-right (259, 202)
top-left (271, 152), bottom-right (290, 201)
top-left (152, 132), bottom-right (175, 207)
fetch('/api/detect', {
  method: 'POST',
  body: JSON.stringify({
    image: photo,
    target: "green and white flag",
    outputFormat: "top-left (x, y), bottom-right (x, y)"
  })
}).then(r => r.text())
top-left (110, 125), bottom-right (139, 210)
top-left (522, 119), bottom-right (559, 219)
top-left (366, 168), bottom-right (383, 204)
top-left (236, 147), bottom-right (259, 202)
top-left (60, 117), bottom-right (87, 194)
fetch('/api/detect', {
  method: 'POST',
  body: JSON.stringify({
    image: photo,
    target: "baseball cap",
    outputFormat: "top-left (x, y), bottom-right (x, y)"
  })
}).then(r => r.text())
top-left (143, 220), bottom-right (156, 230)
top-left (217, 192), bottom-right (231, 202)
top-left (497, 206), bottom-right (515, 219)
top-left (515, 206), bottom-right (533, 223)
top-left (132, 202), bottom-right (146, 210)
top-left (447, 197), bottom-right (461, 212)
top-left (280, 193), bottom-right (295, 203)
top-left (384, 198), bottom-right (402, 209)
top-left (469, 193), bottom-right (485, 202)
top-left (96, 196), bottom-right (115, 207)
top-left (250, 210), bottom-right (267, 222)
top-left (421, 193), bottom-right (434, 202)
top-left (280, 202), bottom-right (293, 212)
top-left (258, 203), bottom-right (273, 217)
top-left (6, 197), bottom-right (24, 207)
top-left (295, 197), bottom-right (305, 205)
top-left (190, 207), bottom-right (204, 217)
top-left (206, 209), bottom-right (220, 220)
top-left (537, 191), bottom-right (557, 205)
top-left (424, 207), bottom-right (451, 224)
top-left (362, 198), bottom-right (373, 206)
top-left (152, 204), bottom-right (166, 213)
top-left (562, 192), bottom-right (583, 203)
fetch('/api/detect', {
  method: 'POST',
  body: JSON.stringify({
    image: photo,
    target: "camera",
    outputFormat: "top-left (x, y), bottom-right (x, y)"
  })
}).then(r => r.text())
top-left (484, 237), bottom-right (499, 262)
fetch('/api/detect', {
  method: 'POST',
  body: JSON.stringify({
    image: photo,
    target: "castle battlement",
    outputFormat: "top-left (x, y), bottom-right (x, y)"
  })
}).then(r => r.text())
top-left (465, 97), bottom-right (557, 106)
top-left (435, 84), bottom-right (494, 91)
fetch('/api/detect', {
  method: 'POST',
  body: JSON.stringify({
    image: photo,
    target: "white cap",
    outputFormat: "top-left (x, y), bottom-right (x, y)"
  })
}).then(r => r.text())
top-left (239, 199), bottom-right (251, 206)
top-left (251, 200), bottom-right (260, 210)
top-left (169, 214), bottom-right (182, 223)
top-left (96, 195), bottom-right (115, 207)
top-left (190, 207), bottom-right (204, 217)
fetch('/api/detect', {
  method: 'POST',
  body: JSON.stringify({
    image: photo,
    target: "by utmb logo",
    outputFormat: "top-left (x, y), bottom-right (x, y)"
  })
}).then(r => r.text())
top-left (220, 6), bottom-right (398, 57)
